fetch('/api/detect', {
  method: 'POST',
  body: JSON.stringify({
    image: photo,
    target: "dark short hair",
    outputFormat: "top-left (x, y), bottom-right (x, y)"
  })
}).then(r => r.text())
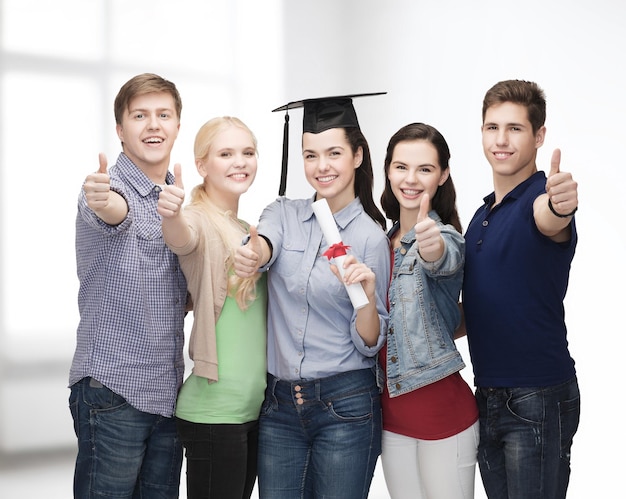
top-left (482, 79), bottom-right (546, 134)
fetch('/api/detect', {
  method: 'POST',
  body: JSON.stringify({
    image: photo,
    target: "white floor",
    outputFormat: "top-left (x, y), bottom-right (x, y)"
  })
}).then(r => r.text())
top-left (0, 449), bottom-right (398, 499)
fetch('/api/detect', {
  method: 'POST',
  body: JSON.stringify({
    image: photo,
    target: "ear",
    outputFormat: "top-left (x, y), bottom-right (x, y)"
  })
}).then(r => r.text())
top-left (438, 169), bottom-right (450, 186)
top-left (116, 123), bottom-right (124, 142)
top-left (535, 125), bottom-right (546, 149)
top-left (196, 159), bottom-right (208, 178)
top-left (354, 146), bottom-right (363, 169)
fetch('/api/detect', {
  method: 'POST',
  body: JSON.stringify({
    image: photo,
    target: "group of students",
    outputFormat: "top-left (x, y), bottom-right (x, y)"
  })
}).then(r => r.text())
top-left (69, 72), bottom-right (580, 499)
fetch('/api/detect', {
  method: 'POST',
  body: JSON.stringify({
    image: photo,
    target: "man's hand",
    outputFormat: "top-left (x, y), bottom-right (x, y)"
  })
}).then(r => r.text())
top-left (84, 153), bottom-right (111, 211)
top-left (546, 149), bottom-right (578, 216)
top-left (158, 164), bottom-right (185, 218)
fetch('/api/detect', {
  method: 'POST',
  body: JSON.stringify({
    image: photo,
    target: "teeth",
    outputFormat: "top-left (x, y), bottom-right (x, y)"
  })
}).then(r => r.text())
top-left (144, 137), bottom-right (163, 143)
top-left (318, 176), bottom-right (336, 182)
top-left (402, 189), bottom-right (420, 196)
top-left (230, 174), bottom-right (247, 180)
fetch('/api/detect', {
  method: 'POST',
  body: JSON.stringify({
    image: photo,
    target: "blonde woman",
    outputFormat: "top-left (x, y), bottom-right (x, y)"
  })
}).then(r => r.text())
top-left (158, 117), bottom-right (266, 499)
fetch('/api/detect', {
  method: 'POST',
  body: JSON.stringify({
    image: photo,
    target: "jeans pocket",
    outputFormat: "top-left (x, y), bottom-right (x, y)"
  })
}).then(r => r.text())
top-left (259, 393), bottom-right (277, 417)
top-left (326, 390), bottom-right (374, 422)
top-left (558, 395), bottom-right (580, 459)
top-left (82, 378), bottom-right (128, 412)
top-left (506, 388), bottom-right (543, 425)
top-left (69, 385), bottom-right (80, 438)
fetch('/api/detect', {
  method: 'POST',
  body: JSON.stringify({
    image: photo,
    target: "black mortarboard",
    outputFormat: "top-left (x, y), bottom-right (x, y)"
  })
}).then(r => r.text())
top-left (272, 92), bottom-right (386, 196)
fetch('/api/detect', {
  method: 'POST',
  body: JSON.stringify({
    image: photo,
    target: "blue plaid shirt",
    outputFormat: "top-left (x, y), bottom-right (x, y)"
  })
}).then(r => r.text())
top-left (70, 153), bottom-right (187, 417)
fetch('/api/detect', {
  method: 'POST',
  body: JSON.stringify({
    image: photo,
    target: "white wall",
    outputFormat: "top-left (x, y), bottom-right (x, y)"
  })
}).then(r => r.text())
top-left (1, 0), bottom-right (623, 497)
top-left (0, 0), bottom-right (284, 451)
top-left (278, 2), bottom-right (625, 498)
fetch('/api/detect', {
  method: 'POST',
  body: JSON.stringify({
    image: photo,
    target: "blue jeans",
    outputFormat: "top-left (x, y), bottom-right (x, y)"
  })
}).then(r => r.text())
top-left (258, 369), bottom-right (381, 499)
top-left (69, 377), bottom-right (182, 499)
top-left (475, 377), bottom-right (580, 499)
top-left (176, 418), bottom-right (258, 499)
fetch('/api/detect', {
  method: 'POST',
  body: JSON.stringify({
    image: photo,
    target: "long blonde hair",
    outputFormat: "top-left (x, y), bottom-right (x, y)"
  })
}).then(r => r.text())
top-left (190, 116), bottom-right (261, 310)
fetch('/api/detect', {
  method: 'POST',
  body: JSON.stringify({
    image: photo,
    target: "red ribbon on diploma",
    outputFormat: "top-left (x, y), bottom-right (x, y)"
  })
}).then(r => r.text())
top-left (323, 242), bottom-right (351, 260)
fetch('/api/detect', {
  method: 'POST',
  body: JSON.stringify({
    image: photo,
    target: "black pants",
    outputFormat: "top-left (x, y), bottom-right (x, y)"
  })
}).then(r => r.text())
top-left (176, 418), bottom-right (259, 499)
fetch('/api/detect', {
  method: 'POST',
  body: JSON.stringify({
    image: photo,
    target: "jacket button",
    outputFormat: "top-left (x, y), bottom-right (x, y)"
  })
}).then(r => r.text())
top-left (389, 327), bottom-right (394, 335)
top-left (395, 383), bottom-right (401, 390)
top-left (391, 356), bottom-right (397, 363)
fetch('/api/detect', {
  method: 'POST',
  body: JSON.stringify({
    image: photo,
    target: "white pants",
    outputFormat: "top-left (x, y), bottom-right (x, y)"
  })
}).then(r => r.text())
top-left (381, 421), bottom-right (479, 499)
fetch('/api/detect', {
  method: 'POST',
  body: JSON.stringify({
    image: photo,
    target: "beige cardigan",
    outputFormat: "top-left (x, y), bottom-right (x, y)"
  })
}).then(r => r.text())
top-left (165, 205), bottom-right (231, 382)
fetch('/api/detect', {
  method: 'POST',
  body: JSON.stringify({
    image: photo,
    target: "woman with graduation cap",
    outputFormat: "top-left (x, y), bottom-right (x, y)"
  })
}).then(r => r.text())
top-left (234, 93), bottom-right (390, 498)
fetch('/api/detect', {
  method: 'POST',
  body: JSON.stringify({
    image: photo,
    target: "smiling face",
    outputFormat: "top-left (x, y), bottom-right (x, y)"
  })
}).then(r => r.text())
top-left (302, 127), bottom-right (362, 212)
top-left (387, 139), bottom-right (449, 217)
top-left (482, 101), bottom-right (545, 187)
top-left (116, 91), bottom-right (180, 176)
top-left (197, 125), bottom-right (257, 210)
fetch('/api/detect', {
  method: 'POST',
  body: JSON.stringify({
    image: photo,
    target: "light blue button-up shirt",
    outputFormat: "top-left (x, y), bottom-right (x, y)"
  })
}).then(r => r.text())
top-left (258, 196), bottom-right (390, 381)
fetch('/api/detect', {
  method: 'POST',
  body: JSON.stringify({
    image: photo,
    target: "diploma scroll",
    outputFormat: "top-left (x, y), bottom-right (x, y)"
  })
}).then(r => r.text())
top-left (312, 198), bottom-right (370, 310)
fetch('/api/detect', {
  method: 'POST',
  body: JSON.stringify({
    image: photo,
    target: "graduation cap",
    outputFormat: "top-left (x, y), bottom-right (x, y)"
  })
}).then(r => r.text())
top-left (272, 92), bottom-right (386, 196)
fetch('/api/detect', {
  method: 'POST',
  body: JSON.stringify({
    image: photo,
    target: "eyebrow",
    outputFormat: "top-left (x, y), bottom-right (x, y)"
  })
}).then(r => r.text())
top-left (391, 160), bottom-right (436, 168)
top-left (303, 145), bottom-right (345, 154)
top-left (483, 121), bottom-right (527, 127)
top-left (129, 107), bottom-right (175, 114)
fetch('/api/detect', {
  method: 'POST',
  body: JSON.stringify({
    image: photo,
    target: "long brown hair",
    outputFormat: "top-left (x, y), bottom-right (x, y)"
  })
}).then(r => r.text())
top-left (344, 127), bottom-right (387, 230)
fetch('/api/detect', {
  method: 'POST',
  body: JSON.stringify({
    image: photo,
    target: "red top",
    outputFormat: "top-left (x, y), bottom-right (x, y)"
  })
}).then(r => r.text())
top-left (380, 344), bottom-right (478, 440)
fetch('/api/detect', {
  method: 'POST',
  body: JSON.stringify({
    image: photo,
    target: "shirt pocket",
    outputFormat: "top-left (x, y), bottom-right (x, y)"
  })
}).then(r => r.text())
top-left (135, 217), bottom-right (163, 241)
top-left (273, 239), bottom-right (306, 277)
top-left (134, 217), bottom-right (169, 270)
top-left (396, 258), bottom-right (423, 299)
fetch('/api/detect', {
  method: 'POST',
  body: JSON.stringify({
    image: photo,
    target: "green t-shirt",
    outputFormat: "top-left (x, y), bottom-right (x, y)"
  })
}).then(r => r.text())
top-left (175, 274), bottom-right (267, 424)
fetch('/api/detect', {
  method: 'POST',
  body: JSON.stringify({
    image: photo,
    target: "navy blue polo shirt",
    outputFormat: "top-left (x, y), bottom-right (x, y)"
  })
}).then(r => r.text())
top-left (463, 171), bottom-right (577, 388)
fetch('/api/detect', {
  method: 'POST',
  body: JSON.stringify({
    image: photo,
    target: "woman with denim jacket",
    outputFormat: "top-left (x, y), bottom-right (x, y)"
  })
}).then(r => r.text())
top-left (379, 123), bottom-right (479, 499)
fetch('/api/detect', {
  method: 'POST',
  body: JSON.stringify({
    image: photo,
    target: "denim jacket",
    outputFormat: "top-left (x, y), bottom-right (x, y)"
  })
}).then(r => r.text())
top-left (386, 213), bottom-right (465, 397)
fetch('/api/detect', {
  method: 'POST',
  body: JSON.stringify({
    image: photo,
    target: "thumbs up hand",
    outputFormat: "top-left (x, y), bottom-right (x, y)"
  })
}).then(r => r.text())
top-left (158, 164), bottom-right (185, 218)
top-left (234, 225), bottom-right (265, 278)
top-left (545, 149), bottom-right (578, 217)
top-left (84, 153), bottom-right (112, 211)
top-left (414, 192), bottom-right (444, 262)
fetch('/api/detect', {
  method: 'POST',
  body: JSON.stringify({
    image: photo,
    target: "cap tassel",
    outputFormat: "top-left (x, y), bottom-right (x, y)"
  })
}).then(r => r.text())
top-left (279, 111), bottom-right (289, 196)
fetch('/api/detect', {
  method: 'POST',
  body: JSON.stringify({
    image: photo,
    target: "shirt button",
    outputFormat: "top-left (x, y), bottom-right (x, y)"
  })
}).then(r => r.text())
top-left (482, 220), bottom-right (489, 226)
